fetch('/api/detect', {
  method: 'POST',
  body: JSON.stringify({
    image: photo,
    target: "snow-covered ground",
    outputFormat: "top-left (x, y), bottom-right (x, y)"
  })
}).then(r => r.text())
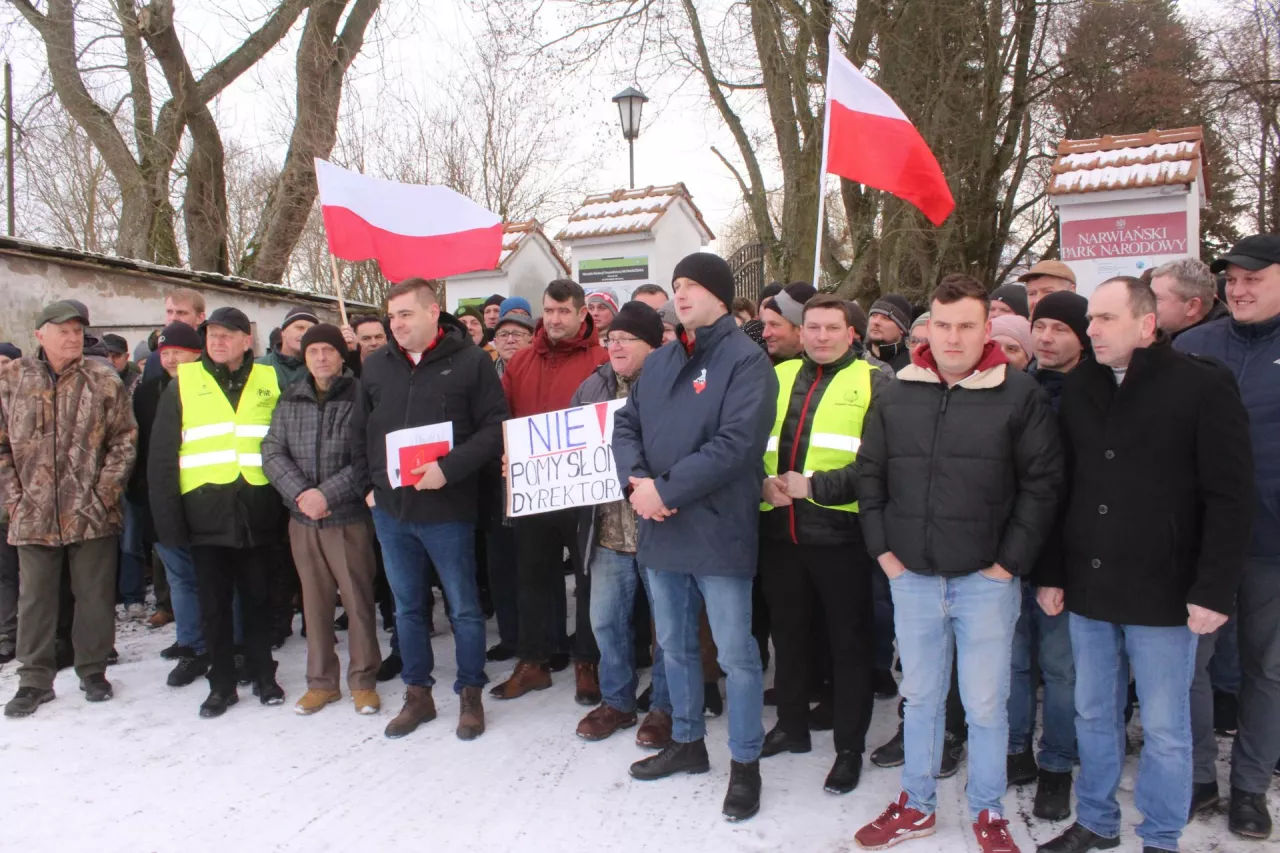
top-left (1, 600), bottom-right (1276, 853)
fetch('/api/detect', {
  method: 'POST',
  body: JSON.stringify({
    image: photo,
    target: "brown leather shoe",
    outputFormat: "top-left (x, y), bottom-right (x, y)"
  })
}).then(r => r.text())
top-left (457, 686), bottom-right (485, 741)
top-left (146, 610), bottom-right (174, 629)
top-left (576, 704), bottom-right (638, 741)
top-left (574, 662), bottom-right (602, 706)
top-left (489, 660), bottom-right (552, 700)
top-left (384, 685), bottom-right (436, 739)
top-left (636, 709), bottom-right (673, 749)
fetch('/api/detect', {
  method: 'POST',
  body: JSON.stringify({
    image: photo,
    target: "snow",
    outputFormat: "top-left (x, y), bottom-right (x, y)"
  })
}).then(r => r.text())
top-left (558, 211), bottom-right (663, 239)
top-left (2, 600), bottom-right (1276, 853)
top-left (1051, 160), bottom-right (1194, 193)
top-left (1058, 142), bottom-right (1198, 171)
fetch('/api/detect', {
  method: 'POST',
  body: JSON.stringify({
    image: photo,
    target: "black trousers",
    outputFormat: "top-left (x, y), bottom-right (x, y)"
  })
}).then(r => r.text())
top-left (192, 544), bottom-right (276, 693)
top-left (514, 509), bottom-right (597, 665)
top-left (760, 535), bottom-right (875, 754)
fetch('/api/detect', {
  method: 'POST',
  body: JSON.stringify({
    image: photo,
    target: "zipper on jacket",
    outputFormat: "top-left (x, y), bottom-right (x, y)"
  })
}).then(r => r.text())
top-left (921, 386), bottom-right (952, 566)
top-left (52, 373), bottom-right (62, 546)
top-left (787, 364), bottom-right (823, 545)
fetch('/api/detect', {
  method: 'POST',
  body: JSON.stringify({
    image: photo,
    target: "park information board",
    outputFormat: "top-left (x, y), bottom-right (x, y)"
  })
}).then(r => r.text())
top-left (504, 399), bottom-right (627, 517)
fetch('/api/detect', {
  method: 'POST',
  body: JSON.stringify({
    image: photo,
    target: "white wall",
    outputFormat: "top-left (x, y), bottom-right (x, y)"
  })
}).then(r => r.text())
top-left (446, 271), bottom-right (508, 313)
top-left (1054, 183), bottom-right (1201, 298)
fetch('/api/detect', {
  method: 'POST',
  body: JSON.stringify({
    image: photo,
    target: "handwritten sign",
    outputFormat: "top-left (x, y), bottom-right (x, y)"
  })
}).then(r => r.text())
top-left (504, 399), bottom-right (626, 517)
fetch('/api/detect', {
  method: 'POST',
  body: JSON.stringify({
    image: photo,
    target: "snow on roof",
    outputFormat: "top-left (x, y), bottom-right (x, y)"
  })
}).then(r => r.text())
top-left (498, 219), bottom-right (569, 274)
top-left (1049, 127), bottom-right (1205, 196)
top-left (556, 184), bottom-right (714, 241)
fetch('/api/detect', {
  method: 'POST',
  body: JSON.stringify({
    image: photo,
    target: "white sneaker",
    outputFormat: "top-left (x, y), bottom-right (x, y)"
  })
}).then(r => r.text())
top-left (125, 603), bottom-right (148, 621)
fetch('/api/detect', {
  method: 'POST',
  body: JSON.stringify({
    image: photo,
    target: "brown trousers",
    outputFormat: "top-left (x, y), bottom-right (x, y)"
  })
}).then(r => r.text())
top-left (16, 536), bottom-right (118, 689)
top-left (289, 519), bottom-right (381, 692)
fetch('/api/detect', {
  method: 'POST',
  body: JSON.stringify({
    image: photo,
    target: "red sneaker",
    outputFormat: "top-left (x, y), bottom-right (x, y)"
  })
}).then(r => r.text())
top-left (973, 810), bottom-right (1020, 853)
top-left (854, 792), bottom-right (937, 849)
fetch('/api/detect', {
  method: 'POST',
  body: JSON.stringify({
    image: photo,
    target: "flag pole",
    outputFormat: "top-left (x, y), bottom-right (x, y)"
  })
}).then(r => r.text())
top-left (328, 253), bottom-right (349, 327)
top-left (812, 45), bottom-right (835, 290)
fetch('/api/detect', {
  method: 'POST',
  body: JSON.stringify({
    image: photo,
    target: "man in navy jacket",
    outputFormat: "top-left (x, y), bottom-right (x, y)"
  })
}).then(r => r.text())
top-left (612, 252), bottom-right (777, 822)
top-left (1176, 234), bottom-right (1280, 840)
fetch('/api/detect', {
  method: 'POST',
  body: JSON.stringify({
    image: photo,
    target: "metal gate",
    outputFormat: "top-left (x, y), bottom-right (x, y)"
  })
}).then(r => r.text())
top-left (727, 242), bottom-right (765, 303)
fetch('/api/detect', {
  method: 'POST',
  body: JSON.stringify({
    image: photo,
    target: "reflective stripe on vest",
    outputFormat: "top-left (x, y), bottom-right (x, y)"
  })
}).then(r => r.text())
top-left (176, 362), bottom-right (281, 494)
top-left (762, 358), bottom-right (875, 513)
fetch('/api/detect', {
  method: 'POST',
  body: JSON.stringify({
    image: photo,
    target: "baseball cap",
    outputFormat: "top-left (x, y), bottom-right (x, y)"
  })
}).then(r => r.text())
top-left (1211, 234), bottom-right (1280, 273)
top-left (204, 307), bottom-right (251, 335)
top-left (101, 334), bottom-right (129, 355)
top-left (1017, 259), bottom-right (1076, 285)
top-left (36, 300), bottom-right (91, 329)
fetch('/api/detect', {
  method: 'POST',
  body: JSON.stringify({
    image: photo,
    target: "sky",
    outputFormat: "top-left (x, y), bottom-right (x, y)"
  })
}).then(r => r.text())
top-left (1, 0), bottom-right (1226, 257)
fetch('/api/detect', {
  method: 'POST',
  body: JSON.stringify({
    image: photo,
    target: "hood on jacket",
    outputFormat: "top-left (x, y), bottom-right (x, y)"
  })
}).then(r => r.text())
top-left (387, 312), bottom-right (471, 368)
top-left (902, 340), bottom-right (1010, 389)
top-left (530, 312), bottom-right (600, 356)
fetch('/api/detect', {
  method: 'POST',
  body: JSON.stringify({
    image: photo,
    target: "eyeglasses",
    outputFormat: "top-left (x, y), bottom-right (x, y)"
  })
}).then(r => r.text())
top-left (605, 335), bottom-right (642, 347)
top-left (494, 330), bottom-right (531, 341)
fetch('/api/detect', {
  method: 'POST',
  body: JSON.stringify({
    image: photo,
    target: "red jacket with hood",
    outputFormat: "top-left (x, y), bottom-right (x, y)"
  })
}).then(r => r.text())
top-left (502, 315), bottom-right (609, 417)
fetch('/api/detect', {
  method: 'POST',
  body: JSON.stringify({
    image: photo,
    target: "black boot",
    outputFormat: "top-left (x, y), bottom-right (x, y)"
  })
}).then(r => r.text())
top-left (872, 668), bottom-right (898, 700)
top-left (234, 649), bottom-right (251, 686)
top-left (871, 723), bottom-right (905, 768)
top-left (1035, 822), bottom-right (1120, 853)
top-left (485, 643), bottom-right (516, 662)
top-left (636, 684), bottom-right (652, 712)
top-left (252, 661), bottom-right (285, 706)
top-left (938, 731), bottom-right (964, 779)
top-left (4, 686), bottom-right (55, 717)
top-left (760, 723), bottom-right (811, 757)
top-left (377, 653), bottom-right (403, 683)
top-left (703, 681), bottom-right (723, 717)
top-left (722, 760), bottom-right (761, 822)
top-left (199, 689), bottom-right (239, 719)
top-left (79, 673), bottom-right (113, 702)
top-left (160, 643), bottom-right (194, 661)
top-left (1008, 748), bottom-right (1039, 787)
top-left (167, 655), bottom-right (210, 688)
top-left (823, 750), bottom-right (862, 794)
top-left (1033, 770), bottom-right (1073, 821)
top-left (1213, 690), bottom-right (1238, 736)
top-left (629, 738), bottom-right (711, 780)
top-left (548, 652), bottom-right (570, 673)
top-left (808, 699), bottom-right (833, 731)
top-left (1189, 780), bottom-right (1219, 819)
top-left (1229, 788), bottom-right (1273, 839)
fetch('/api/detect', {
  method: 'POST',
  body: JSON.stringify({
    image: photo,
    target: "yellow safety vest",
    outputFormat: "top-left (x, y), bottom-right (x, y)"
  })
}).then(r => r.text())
top-left (762, 358), bottom-right (875, 513)
top-left (176, 361), bottom-right (281, 494)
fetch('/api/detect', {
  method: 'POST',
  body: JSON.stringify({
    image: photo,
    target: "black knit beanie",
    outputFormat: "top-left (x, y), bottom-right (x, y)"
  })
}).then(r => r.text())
top-left (672, 252), bottom-right (735, 310)
top-left (1031, 291), bottom-right (1091, 353)
top-left (300, 323), bottom-right (349, 356)
top-left (608, 301), bottom-right (665, 349)
top-left (990, 284), bottom-right (1030, 319)
top-left (870, 294), bottom-right (913, 335)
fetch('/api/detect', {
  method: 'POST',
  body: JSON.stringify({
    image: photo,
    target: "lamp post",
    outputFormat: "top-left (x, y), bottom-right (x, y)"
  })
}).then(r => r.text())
top-left (612, 87), bottom-right (648, 189)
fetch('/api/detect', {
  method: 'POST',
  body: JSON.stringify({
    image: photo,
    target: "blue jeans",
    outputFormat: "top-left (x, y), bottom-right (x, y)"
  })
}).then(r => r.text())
top-left (590, 547), bottom-right (670, 715)
top-left (372, 509), bottom-right (487, 692)
top-left (1008, 583), bottom-right (1077, 772)
top-left (891, 570), bottom-right (1020, 821)
top-left (156, 543), bottom-right (244, 655)
top-left (1070, 614), bottom-right (1196, 851)
top-left (118, 499), bottom-right (147, 606)
top-left (646, 569), bottom-right (763, 763)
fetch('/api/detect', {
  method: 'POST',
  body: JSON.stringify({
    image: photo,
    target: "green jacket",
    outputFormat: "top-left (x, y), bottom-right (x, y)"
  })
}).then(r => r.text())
top-left (256, 346), bottom-right (309, 389)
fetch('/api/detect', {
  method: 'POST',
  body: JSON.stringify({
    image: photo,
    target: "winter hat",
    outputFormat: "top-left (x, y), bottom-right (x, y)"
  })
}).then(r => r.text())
top-left (0, 343), bottom-right (22, 360)
top-left (990, 284), bottom-right (1030, 318)
top-left (156, 322), bottom-right (203, 353)
top-left (658, 300), bottom-right (679, 330)
top-left (499, 296), bottom-right (533, 318)
top-left (586, 292), bottom-right (620, 317)
top-left (101, 334), bottom-right (129, 355)
top-left (844, 300), bottom-right (869, 342)
top-left (300, 323), bottom-right (349, 356)
top-left (989, 315), bottom-right (1034, 361)
top-left (763, 282), bottom-right (818, 327)
top-left (133, 340), bottom-right (152, 361)
top-left (758, 282), bottom-right (783, 306)
top-left (484, 293), bottom-right (506, 309)
top-left (911, 312), bottom-right (930, 332)
top-left (1031, 290), bottom-right (1091, 352)
top-left (457, 304), bottom-right (484, 324)
top-left (672, 252), bottom-right (735, 310)
top-left (869, 294), bottom-right (912, 335)
top-left (607, 301), bottom-right (664, 349)
top-left (741, 318), bottom-right (768, 352)
top-left (282, 306), bottom-right (320, 331)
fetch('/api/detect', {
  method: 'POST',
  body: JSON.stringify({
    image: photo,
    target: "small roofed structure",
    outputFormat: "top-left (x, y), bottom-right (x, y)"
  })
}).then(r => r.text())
top-left (443, 219), bottom-right (569, 313)
top-left (1047, 127), bottom-right (1206, 297)
top-left (556, 184), bottom-right (713, 303)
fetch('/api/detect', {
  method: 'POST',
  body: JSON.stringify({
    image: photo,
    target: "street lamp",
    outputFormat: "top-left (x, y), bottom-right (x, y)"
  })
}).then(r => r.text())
top-left (612, 87), bottom-right (648, 189)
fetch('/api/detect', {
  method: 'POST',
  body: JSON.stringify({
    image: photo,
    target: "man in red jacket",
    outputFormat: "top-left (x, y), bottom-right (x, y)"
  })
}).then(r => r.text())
top-left (492, 279), bottom-right (610, 703)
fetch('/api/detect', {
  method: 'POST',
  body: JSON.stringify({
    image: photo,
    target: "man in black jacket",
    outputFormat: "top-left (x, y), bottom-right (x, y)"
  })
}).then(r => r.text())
top-left (867, 294), bottom-right (914, 373)
top-left (351, 278), bottom-right (508, 742)
top-left (850, 274), bottom-right (1062, 853)
top-left (759, 294), bottom-right (888, 795)
top-left (1035, 277), bottom-right (1253, 853)
top-left (149, 307), bottom-right (287, 718)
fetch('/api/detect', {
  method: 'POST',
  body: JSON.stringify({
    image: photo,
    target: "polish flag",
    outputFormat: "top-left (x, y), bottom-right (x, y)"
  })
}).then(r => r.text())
top-left (823, 37), bottom-right (955, 226)
top-left (314, 158), bottom-right (503, 282)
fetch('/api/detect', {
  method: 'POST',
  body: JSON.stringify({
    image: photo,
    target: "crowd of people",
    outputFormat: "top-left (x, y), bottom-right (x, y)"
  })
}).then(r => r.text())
top-left (0, 235), bottom-right (1277, 853)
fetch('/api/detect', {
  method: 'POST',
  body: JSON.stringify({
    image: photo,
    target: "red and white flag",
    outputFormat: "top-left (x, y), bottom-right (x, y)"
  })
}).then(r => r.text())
top-left (314, 158), bottom-right (503, 282)
top-left (823, 37), bottom-right (954, 226)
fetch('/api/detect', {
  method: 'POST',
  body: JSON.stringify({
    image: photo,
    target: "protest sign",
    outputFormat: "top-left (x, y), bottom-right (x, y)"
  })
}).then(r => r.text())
top-left (504, 399), bottom-right (626, 517)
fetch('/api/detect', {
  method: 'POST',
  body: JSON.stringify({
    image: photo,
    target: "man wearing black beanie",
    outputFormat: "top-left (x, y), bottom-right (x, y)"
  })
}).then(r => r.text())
top-left (990, 285), bottom-right (1030, 319)
top-left (613, 251), bottom-right (777, 821)
top-left (1029, 291), bottom-right (1090, 412)
top-left (760, 282), bottom-right (817, 364)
